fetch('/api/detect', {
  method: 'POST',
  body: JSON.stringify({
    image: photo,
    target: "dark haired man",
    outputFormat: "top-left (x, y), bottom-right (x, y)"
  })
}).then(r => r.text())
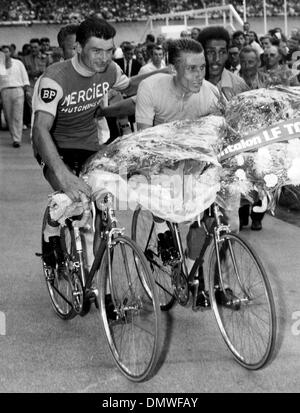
top-left (232, 30), bottom-right (246, 49)
top-left (40, 37), bottom-right (52, 58)
top-left (136, 38), bottom-right (221, 308)
top-left (57, 24), bottom-right (79, 60)
top-left (198, 26), bottom-right (249, 101)
top-left (32, 16), bottom-right (171, 273)
top-left (138, 44), bottom-right (165, 75)
top-left (114, 43), bottom-right (141, 78)
top-left (225, 43), bottom-right (241, 75)
top-left (23, 38), bottom-right (49, 88)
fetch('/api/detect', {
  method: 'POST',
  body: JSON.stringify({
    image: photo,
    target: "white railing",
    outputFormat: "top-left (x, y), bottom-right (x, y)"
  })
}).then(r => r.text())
top-left (141, 4), bottom-right (244, 41)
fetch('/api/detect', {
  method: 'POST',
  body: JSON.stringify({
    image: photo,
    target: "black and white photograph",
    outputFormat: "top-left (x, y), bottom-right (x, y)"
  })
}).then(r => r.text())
top-left (0, 0), bottom-right (300, 398)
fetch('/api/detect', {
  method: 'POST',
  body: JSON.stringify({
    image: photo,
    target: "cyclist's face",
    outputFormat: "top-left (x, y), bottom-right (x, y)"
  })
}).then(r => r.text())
top-left (80, 37), bottom-right (114, 72)
top-left (176, 52), bottom-right (206, 93)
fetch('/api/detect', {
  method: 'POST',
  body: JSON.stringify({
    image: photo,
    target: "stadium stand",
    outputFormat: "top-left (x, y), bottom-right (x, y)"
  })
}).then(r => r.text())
top-left (0, 1), bottom-right (300, 23)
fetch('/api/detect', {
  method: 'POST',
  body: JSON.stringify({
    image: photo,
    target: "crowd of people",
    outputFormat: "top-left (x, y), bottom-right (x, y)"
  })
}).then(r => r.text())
top-left (1, 19), bottom-right (300, 144)
top-left (1, 1), bottom-right (300, 23)
top-left (1, 15), bottom-right (300, 308)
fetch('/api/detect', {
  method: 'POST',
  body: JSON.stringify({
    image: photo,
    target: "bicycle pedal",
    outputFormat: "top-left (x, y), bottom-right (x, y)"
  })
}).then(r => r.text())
top-left (35, 252), bottom-right (42, 257)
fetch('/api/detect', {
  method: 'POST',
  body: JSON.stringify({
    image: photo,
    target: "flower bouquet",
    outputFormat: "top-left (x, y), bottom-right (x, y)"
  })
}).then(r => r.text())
top-left (219, 87), bottom-right (300, 210)
top-left (82, 116), bottom-right (226, 223)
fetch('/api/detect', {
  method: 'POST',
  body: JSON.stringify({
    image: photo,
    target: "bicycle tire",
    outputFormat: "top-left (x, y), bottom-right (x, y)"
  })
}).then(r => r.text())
top-left (41, 210), bottom-right (77, 320)
top-left (132, 206), bottom-right (176, 311)
top-left (208, 232), bottom-right (277, 370)
top-left (96, 235), bottom-right (163, 382)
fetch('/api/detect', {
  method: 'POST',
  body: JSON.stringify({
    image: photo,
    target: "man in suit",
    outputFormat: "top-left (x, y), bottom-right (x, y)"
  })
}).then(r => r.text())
top-left (114, 43), bottom-right (141, 79)
top-left (114, 43), bottom-right (142, 135)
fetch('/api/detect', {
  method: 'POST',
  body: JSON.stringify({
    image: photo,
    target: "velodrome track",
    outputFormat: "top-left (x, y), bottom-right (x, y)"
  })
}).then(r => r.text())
top-left (0, 129), bottom-right (300, 393)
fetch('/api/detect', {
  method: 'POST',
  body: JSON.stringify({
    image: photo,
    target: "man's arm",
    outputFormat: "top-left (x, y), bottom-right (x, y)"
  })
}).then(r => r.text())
top-left (32, 111), bottom-right (91, 201)
top-left (122, 66), bottom-right (171, 97)
top-left (95, 96), bottom-right (136, 118)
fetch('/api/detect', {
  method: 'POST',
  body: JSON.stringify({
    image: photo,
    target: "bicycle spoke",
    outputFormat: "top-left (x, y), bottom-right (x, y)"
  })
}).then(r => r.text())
top-left (97, 236), bottom-right (162, 381)
top-left (209, 233), bottom-right (276, 369)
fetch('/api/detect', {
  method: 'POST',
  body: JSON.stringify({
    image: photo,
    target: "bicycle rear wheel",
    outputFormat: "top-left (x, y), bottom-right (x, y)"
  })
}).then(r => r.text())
top-left (132, 206), bottom-right (176, 310)
top-left (208, 233), bottom-right (276, 369)
top-left (41, 210), bottom-right (76, 320)
top-left (97, 235), bottom-right (162, 382)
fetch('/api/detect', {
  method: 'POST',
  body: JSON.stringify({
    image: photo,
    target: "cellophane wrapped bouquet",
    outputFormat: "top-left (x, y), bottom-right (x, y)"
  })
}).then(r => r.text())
top-left (219, 86), bottom-right (300, 210)
top-left (81, 116), bottom-right (226, 223)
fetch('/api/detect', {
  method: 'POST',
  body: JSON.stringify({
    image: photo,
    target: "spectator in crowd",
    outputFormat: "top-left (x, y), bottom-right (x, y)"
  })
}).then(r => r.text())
top-left (113, 40), bottom-right (131, 59)
top-left (238, 45), bottom-right (271, 231)
top-left (114, 43), bottom-right (141, 78)
top-left (22, 38), bottom-right (49, 87)
top-left (259, 34), bottom-right (274, 67)
top-left (145, 33), bottom-right (155, 44)
top-left (243, 21), bottom-right (250, 33)
top-left (286, 32), bottom-right (300, 64)
top-left (22, 38), bottom-right (49, 127)
top-left (248, 30), bottom-right (264, 55)
top-left (225, 43), bottom-right (241, 75)
top-left (260, 44), bottom-right (300, 86)
top-left (156, 33), bottom-right (166, 46)
top-left (114, 43), bottom-right (143, 133)
top-left (138, 44), bottom-right (165, 75)
top-left (239, 45), bottom-right (269, 89)
top-left (180, 30), bottom-right (190, 38)
top-left (57, 24), bottom-right (79, 60)
top-left (198, 26), bottom-right (252, 233)
top-left (20, 43), bottom-right (31, 59)
top-left (232, 30), bottom-right (246, 49)
top-left (134, 46), bottom-right (146, 67)
top-left (40, 37), bottom-right (52, 56)
top-left (269, 27), bottom-right (287, 43)
top-left (0, 45), bottom-right (31, 147)
top-left (10, 43), bottom-right (18, 59)
top-left (260, 34), bottom-right (273, 50)
top-left (198, 26), bottom-right (249, 101)
top-left (191, 27), bottom-right (201, 41)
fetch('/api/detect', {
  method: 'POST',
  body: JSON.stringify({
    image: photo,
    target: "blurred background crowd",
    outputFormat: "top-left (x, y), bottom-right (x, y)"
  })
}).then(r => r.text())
top-left (1, 0), bottom-right (300, 23)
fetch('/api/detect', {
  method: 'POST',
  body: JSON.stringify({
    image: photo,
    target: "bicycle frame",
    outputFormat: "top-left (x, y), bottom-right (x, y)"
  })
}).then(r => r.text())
top-left (68, 193), bottom-right (125, 311)
top-left (167, 204), bottom-right (233, 309)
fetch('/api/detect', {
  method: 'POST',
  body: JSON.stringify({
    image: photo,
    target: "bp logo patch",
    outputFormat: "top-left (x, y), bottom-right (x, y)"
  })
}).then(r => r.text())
top-left (41, 88), bottom-right (57, 103)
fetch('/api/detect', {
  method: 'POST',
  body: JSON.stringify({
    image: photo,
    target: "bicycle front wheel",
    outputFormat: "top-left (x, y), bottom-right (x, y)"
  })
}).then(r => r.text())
top-left (208, 233), bottom-right (276, 370)
top-left (97, 235), bottom-right (162, 382)
top-left (132, 206), bottom-right (176, 310)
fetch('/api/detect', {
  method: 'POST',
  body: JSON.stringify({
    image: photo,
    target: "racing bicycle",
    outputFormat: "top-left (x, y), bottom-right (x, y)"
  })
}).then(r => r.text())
top-left (132, 203), bottom-right (277, 370)
top-left (39, 192), bottom-right (162, 382)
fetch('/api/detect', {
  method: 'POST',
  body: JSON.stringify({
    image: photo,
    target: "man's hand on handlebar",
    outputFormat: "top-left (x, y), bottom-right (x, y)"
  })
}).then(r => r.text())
top-left (57, 169), bottom-right (91, 203)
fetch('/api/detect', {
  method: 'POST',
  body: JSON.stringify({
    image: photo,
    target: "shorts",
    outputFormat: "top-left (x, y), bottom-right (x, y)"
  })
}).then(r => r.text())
top-left (36, 148), bottom-right (97, 177)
